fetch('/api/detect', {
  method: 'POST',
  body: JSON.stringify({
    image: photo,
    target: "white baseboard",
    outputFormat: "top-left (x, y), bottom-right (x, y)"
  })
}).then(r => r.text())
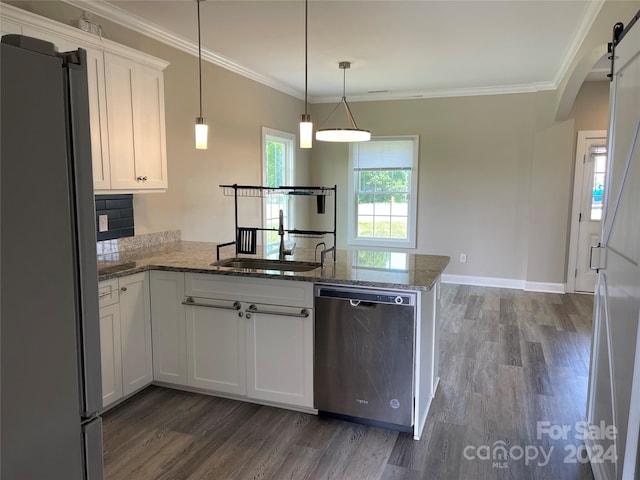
top-left (441, 274), bottom-right (565, 293)
top-left (523, 281), bottom-right (566, 293)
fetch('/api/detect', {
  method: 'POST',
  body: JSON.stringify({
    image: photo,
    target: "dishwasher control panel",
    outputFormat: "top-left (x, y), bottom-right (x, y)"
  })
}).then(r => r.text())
top-left (314, 285), bottom-right (416, 306)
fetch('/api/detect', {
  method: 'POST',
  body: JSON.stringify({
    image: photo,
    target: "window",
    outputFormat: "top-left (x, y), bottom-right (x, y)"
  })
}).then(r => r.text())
top-left (590, 144), bottom-right (607, 221)
top-left (348, 136), bottom-right (419, 248)
top-left (262, 127), bottom-right (294, 255)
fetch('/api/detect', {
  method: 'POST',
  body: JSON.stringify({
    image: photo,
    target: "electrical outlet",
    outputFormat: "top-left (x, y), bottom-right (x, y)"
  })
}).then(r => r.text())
top-left (459, 253), bottom-right (467, 263)
top-left (99, 215), bottom-right (108, 232)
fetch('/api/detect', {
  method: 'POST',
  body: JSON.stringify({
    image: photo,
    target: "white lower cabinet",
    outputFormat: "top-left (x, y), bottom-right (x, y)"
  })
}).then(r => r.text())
top-left (119, 273), bottom-right (153, 396)
top-left (185, 297), bottom-right (246, 395)
top-left (99, 272), bottom-right (152, 408)
top-left (246, 304), bottom-right (314, 408)
top-left (150, 271), bottom-right (187, 385)
top-left (99, 302), bottom-right (122, 407)
top-left (146, 272), bottom-right (314, 410)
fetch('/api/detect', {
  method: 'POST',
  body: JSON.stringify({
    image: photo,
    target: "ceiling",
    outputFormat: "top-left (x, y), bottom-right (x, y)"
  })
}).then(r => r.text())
top-left (66, 0), bottom-right (608, 103)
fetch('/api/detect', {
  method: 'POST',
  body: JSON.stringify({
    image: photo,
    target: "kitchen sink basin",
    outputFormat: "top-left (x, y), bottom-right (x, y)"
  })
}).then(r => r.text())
top-left (213, 257), bottom-right (322, 272)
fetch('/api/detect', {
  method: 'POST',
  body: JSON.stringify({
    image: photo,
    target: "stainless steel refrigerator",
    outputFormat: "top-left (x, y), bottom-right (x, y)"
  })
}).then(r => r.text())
top-left (1, 35), bottom-right (103, 479)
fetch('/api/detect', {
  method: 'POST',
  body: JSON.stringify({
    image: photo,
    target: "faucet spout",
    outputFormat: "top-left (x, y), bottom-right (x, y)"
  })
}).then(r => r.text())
top-left (278, 209), bottom-right (294, 259)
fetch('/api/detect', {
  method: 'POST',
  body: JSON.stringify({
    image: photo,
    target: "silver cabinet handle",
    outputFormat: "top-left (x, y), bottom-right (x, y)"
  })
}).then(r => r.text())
top-left (98, 291), bottom-right (111, 298)
top-left (136, 176), bottom-right (148, 182)
top-left (182, 296), bottom-right (241, 311)
top-left (247, 304), bottom-right (309, 318)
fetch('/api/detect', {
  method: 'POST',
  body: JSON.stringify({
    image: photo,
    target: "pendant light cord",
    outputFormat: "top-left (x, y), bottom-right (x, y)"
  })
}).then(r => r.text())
top-left (197, 0), bottom-right (203, 118)
top-left (304, 0), bottom-right (308, 117)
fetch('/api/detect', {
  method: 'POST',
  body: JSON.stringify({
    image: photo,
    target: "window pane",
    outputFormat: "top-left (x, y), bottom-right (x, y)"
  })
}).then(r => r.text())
top-left (349, 136), bottom-right (418, 247)
top-left (373, 218), bottom-right (391, 238)
top-left (390, 216), bottom-right (408, 238)
top-left (391, 170), bottom-right (410, 191)
top-left (359, 171), bottom-right (376, 192)
top-left (357, 215), bottom-right (374, 236)
top-left (373, 194), bottom-right (391, 215)
top-left (357, 197), bottom-right (373, 216)
top-left (391, 194), bottom-right (408, 215)
top-left (594, 154), bottom-right (607, 173)
top-left (591, 172), bottom-right (605, 221)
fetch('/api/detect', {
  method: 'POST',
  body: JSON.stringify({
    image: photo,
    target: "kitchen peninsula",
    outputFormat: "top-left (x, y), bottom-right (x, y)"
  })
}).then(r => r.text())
top-left (97, 239), bottom-right (449, 440)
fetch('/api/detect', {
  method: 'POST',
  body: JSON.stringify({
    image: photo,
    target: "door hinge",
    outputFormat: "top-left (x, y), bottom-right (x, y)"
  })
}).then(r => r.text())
top-left (579, 213), bottom-right (582, 222)
top-left (575, 268), bottom-right (578, 278)
top-left (589, 243), bottom-right (607, 272)
top-left (583, 154), bottom-right (586, 164)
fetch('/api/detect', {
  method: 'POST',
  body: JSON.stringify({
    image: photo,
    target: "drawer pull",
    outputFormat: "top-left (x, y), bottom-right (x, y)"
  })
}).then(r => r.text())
top-left (98, 291), bottom-right (112, 298)
top-left (247, 304), bottom-right (309, 318)
top-left (182, 297), bottom-right (241, 311)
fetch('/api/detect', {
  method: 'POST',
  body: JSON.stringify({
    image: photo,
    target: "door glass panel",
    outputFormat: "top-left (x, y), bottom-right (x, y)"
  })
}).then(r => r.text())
top-left (590, 146), bottom-right (607, 221)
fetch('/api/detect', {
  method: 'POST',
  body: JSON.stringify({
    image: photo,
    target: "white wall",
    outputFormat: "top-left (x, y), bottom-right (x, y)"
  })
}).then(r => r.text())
top-left (8, 0), bottom-right (633, 287)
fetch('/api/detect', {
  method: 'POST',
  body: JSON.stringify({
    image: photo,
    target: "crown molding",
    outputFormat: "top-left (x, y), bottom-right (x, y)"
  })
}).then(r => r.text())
top-left (61, 0), bottom-right (601, 104)
top-left (552, 0), bottom-right (605, 88)
top-left (311, 81), bottom-right (556, 104)
top-left (61, 0), bottom-right (305, 100)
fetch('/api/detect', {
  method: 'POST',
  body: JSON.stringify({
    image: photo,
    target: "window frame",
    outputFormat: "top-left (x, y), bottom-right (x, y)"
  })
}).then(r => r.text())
top-left (261, 127), bottom-right (295, 254)
top-left (347, 135), bottom-right (420, 249)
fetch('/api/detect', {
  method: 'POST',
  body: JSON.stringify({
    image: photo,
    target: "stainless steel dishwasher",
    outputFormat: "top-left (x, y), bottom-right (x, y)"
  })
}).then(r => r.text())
top-left (314, 284), bottom-right (416, 430)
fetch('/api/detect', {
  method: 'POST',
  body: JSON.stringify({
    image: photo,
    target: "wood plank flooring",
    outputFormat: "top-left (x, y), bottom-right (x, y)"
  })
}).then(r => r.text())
top-left (103, 285), bottom-right (596, 479)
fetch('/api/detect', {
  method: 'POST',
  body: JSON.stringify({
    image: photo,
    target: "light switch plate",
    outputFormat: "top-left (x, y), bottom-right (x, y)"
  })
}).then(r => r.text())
top-left (99, 214), bottom-right (108, 232)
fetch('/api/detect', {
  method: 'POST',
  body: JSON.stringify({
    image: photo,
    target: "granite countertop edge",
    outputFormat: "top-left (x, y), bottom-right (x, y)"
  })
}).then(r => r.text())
top-left (97, 241), bottom-right (450, 292)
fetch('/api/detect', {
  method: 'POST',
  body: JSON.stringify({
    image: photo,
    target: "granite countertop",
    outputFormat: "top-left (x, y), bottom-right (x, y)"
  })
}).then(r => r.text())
top-left (97, 241), bottom-right (449, 291)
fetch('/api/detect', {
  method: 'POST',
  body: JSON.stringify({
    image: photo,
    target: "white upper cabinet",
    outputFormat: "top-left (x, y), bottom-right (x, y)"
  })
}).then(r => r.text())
top-left (104, 52), bottom-right (168, 191)
top-left (1, 4), bottom-right (169, 193)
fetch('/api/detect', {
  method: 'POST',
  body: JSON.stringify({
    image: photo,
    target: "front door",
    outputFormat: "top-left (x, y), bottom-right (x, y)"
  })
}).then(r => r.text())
top-left (587, 17), bottom-right (640, 480)
top-left (572, 131), bottom-right (607, 293)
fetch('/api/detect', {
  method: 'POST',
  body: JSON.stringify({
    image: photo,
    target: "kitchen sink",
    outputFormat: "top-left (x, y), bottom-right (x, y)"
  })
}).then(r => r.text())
top-left (212, 257), bottom-right (322, 272)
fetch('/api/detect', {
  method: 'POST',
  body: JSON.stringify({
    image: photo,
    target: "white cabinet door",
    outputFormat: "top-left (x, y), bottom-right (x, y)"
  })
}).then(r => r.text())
top-left (104, 52), bottom-right (137, 190)
top-left (103, 52), bottom-right (167, 191)
top-left (118, 272), bottom-right (153, 396)
top-left (150, 271), bottom-right (187, 385)
top-left (85, 47), bottom-right (110, 190)
top-left (185, 299), bottom-right (246, 395)
top-left (246, 305), bottom-right (314, 408)
top-left (133, 63), bottom-right (167, 190)
top-left (99, 303), bottom-right (122, 408)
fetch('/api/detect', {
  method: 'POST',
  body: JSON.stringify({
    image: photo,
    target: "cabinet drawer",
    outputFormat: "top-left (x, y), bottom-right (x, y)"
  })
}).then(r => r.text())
top-left (185, 273), bottom-right (313, 308)
top-left (98, 279), bottom-right (119, 308)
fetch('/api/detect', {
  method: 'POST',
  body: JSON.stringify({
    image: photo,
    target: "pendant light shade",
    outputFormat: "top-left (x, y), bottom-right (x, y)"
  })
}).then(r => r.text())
top-left (194, 0), bottom-right (208, 150)
top-left (299, 0), bottom-right (312, 148)
top-left (316, 61), bottom-right (370, 143)
top-left (300, 114), bottom-right (313, 148)
top-left (195, 117), bottom-right (208, 149)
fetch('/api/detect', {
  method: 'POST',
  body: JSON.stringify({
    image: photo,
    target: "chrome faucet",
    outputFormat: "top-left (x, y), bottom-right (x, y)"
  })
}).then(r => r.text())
top-left (278, 209), bottom-right (295, 260)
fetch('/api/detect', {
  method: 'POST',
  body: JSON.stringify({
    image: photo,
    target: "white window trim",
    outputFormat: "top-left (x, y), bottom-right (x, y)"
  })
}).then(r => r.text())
top-left (347, 135), bottom-right (420, 249)
top-left (261, 127), bottom-right (295, 251)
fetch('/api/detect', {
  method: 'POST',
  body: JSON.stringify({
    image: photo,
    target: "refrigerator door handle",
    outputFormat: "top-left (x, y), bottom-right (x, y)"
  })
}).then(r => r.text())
top-left (65, 49), bottom-right (103, 416)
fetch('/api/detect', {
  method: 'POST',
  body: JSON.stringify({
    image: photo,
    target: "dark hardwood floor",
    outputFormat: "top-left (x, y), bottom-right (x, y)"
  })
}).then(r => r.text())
top-left (103, 284), bottom-right (596, 479)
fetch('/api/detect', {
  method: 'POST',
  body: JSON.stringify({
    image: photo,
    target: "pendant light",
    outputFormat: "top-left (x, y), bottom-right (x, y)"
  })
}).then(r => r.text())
top-left (194, 0), bottom-right (208, 149)
top-left (299, 0), bottom-right (312, 148)
top-left (316, 61), bottom-right (370, 142)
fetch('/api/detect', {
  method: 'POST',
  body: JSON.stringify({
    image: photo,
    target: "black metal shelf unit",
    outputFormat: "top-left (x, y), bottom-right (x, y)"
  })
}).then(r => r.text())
top-left (218, 184), bottom-right (337, 260)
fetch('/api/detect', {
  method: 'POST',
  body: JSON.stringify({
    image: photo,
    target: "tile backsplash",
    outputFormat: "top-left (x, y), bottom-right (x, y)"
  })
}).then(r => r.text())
top-left (95, 194), bottom-right (134, 241)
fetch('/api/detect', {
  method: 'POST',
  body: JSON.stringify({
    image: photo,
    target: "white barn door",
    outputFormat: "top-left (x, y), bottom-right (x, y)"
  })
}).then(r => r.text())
top-left (587, 15), bottom-right (640, 480)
